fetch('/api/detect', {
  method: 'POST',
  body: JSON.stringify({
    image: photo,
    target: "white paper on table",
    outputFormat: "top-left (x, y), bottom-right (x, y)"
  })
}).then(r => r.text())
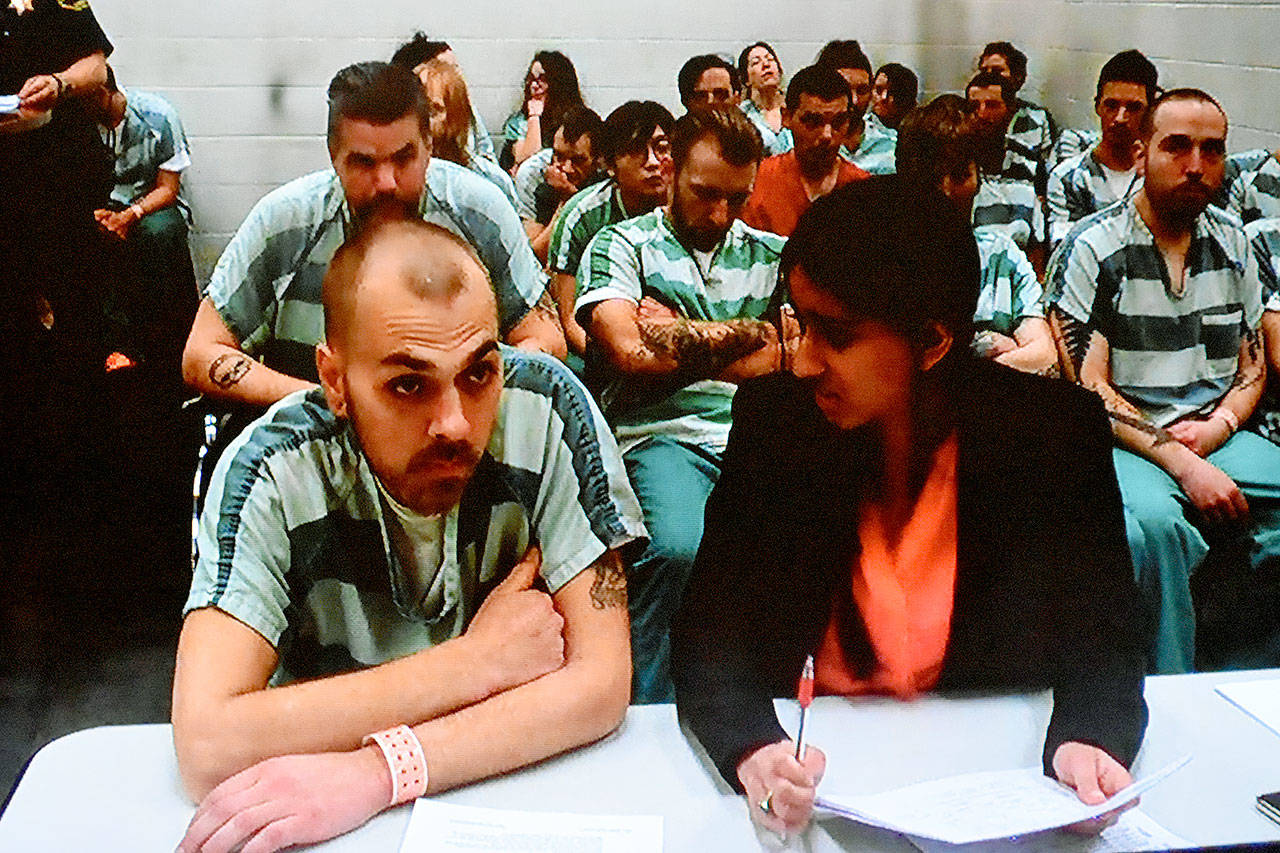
top-left (814, 754), bottom-right (1190, 846)
top-left (0, 96), bottom-right (21, 114)
top-left (1217, 679), bottom-right (1280, 739)
top-left (906, 808), bottom-right (1191, 852)
top-left (399, 800), bottom-right (662, 852)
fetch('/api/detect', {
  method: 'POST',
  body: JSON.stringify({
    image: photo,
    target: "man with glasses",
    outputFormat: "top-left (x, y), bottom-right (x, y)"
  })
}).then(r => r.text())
top-left (576, 107), bottom-right (795, 703)
top-left (548, 101), bottom-right (676, 363)
top-left (743, 64), bottom-right (869, 237)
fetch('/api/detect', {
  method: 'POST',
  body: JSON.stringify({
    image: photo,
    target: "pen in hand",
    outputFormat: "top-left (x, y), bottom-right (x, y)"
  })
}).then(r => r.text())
top-left (795, 655), bottom-right (814, 761)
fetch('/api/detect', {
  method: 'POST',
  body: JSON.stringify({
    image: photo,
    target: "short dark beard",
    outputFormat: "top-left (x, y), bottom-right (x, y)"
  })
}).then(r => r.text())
top-left (670, 194), bottom-right (729, 253)
top-left (796, 147), bottom-right (838, 182)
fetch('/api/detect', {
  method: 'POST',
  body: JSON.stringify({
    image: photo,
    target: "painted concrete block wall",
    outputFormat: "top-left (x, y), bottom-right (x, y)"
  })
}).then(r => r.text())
top-left (88, 0), bottom-right (1280, 283)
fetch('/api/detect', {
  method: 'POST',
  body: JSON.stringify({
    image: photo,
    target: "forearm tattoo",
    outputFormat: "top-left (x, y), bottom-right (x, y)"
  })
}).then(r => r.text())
top-left (589, 553), bottom-right (627, 610)
top-left (1093, 382), bottom-right (1176, 447)
top-left (1229, 325), bottom-right (1265, 394)
top-left (1053, 311), bottom-right (1091, 377)
top-left (208, 353), bottom-right (253, 389)
top-left (637, 317), bottom-right (771, 379)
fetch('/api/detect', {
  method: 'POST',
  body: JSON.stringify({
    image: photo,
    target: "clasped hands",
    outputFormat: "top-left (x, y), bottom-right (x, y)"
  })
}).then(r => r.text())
top-left (176, 545), bottom-right (563, 853)
top-left (736, 739), bottom-right (1135, 838)
top-left (94, 207), bottom-right (141, 241)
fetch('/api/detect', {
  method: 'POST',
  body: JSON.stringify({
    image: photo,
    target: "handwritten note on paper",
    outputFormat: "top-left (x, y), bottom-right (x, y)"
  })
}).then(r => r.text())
top-left (815, 755), bottom-right (1190, 846)
top-left (399, 801), bottom-right (662, 853)
top-left (1217, 679), bottom-right (1280, 739)
top-left (909, 808), bottom-right (1190, 852)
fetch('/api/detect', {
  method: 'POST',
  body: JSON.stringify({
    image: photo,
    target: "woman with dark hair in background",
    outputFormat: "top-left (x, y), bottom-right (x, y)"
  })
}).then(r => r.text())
top-left (501, 50), bottom-right (584, 171)
top-left (672, 175), bottom-right (1147, 836)
top-left (738, 41), bottom-right (791, 155)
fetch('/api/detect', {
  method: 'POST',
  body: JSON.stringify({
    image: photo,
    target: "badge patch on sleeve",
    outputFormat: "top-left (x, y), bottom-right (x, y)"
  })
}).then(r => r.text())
top-left (56, 0), bottom-right (91, 10)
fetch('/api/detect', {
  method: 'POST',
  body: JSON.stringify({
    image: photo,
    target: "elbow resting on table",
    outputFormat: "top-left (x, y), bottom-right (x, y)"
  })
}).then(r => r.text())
top-left (562, 652), bottom-right (632, 747)
top-left (174, 728), bottom-right (240, 803)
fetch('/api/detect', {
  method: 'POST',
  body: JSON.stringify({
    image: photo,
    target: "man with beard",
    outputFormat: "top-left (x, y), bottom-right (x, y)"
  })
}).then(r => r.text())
top-left (1047, 51), bottom-right (1158, 247)
top-left (968, 70), bottom-right (1046, 269)
top-left (173, 218), bottom-right (644, 852)
top-left (182, 62), bottom-right (564, 410)
top-left (576, 107), bottom-right (794, 703)
top-left (742, 64), bottom-right (869, 237)
top-left (1048, 89), bottom-right (1280, 675)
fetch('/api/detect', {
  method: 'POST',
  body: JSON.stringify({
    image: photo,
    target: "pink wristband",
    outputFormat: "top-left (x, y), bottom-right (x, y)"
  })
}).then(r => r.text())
top-left (362, 725), bottom-right (428, 806)
top-left (1212, 408), bottom-right (1240, 432)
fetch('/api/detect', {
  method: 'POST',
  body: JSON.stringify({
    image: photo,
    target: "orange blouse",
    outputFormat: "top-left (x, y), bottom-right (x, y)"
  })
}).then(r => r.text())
top-left (813, 434), bottom-right (959, 699)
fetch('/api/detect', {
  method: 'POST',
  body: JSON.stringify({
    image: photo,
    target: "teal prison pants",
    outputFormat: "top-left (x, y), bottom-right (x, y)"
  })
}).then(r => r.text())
top-left (1115, 430), bottom-right (1280, 674)
top-left (622, 436), bottom-right (721, 704)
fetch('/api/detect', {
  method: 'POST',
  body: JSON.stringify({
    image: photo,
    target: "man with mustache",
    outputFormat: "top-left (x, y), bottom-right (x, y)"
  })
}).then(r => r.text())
top-left (742, 64), bottom-right (869, 237)
top-left (1049, 89), bottom-right (1280, 675)
top-left (1047, 51), bottom-right (1159, 248)
top-left (173, 217), bottom-right (644, 852)
top-left (182, 62), bottom-right (564, 412)
top-left (577, 106), bottom-right (793, 703)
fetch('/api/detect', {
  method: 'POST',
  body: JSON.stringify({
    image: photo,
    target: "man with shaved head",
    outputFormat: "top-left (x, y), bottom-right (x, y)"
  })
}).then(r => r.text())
top-left (173, 217), bottom-right (645, 852)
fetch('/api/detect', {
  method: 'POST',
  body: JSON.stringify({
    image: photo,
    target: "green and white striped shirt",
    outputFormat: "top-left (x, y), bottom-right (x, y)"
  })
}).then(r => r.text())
top-left (576, 210), bottom-right (785, 453)
top-left (740, 99), bottom-right (793, 156)
top-left (1247, 218), bottom-right (1280, 309)
top-left (1004, 100), bottom-right (1056, 192)
top-left (974, 229), bottom-right (1044, 338)
top-left (1049, 198), bottom-right (1263, 428)
top-left (185, 349), bottom-right (647, 682)
top-left (974, 174), bottom-right (1044, 248)
top-left (103, 88), bottom-right (192, 225)
top-left (1228, 153), bottom-right (1280, 226)
top-left (839, 114), bottom-right (897, 175)
top-left (514, 147), bottom-right (554, 222)
top-left (548, 178), bottom-right (633, 277)
top-left (206, 161), bottom-right (546, 382)
top-left (1047, 150), bottom-right (1140, 246)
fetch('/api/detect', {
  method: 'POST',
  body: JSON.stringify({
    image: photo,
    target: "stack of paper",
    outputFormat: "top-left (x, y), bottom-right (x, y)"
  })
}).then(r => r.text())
top-left (815, 755), bottom-right (1189, 846)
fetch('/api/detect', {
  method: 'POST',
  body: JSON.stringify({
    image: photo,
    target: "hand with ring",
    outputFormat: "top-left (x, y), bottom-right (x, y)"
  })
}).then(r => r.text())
top-left (737, 739), bottom-right (827, 835)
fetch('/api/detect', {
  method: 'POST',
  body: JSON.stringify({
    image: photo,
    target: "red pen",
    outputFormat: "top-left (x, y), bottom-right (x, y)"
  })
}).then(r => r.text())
top-left (795, 654), bottom-right (814, 760)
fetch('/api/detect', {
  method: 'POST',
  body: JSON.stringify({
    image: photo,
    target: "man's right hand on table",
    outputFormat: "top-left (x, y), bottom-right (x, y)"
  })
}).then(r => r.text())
top-left (176, 745), bottom-right (392, 853)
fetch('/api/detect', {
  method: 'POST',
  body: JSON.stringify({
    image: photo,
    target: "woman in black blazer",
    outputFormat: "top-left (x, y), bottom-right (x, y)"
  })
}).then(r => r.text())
top-left (671, 177), bottom-right (1148, 835)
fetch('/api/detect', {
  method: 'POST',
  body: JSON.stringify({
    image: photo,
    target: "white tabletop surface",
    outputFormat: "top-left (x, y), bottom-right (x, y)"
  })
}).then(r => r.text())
top-left (3, 668), bottom-right (1280, 851)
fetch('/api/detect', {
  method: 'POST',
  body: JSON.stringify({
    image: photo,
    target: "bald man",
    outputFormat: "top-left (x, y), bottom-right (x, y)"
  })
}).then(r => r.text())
top-left (173, 218), bottom-right (645, 852)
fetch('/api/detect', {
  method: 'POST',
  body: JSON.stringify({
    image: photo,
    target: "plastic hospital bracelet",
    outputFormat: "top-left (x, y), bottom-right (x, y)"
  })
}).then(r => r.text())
top-left (1212, 408), bottom-right (1240, 433)
top-left (362, 724), bottom-right (428, 806)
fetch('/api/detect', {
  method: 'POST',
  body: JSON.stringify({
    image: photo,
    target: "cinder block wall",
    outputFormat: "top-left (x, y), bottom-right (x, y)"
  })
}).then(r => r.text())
top-left (89, 0), bottom-right (1280, 283)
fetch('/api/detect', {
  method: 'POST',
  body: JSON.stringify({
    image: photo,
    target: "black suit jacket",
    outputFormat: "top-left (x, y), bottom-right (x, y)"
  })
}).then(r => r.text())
top-left (671, 358), bottom-right (1149, 792)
